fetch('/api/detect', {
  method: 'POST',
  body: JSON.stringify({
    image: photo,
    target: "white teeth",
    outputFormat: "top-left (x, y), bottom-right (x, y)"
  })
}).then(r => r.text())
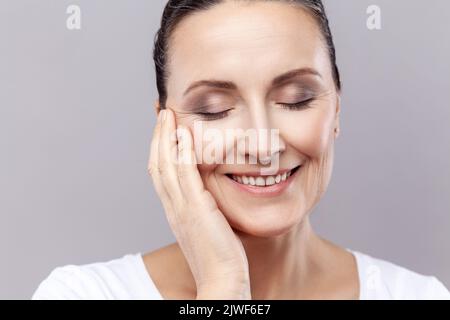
top-left (255, 177), bottom-right (265, 186)
top-left (230, 167), bottom-right (300, 187)
top-left (265, 176), bottom-right (275, 186)
top-left (275, 174), bottom-right (281, 183)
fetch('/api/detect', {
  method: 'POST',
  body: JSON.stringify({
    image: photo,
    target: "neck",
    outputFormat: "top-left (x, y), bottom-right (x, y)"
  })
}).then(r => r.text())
top-left (236, 216), bottom-right (327, 299)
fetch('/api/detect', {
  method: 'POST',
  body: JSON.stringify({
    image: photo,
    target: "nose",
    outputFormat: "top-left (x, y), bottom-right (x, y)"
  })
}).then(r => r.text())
top-left (247, 129), bottom-right (283, 166)
top-left (237, 100), bottom-right (286, 167)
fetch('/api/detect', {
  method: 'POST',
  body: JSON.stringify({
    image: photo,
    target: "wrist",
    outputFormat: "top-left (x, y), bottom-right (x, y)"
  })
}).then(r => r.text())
top-left (196, 271), bottom-right (251, 299)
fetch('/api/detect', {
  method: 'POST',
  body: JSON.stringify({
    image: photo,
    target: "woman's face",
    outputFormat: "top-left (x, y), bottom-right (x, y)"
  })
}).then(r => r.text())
top-left (163, 1), bottom-right (340, 237)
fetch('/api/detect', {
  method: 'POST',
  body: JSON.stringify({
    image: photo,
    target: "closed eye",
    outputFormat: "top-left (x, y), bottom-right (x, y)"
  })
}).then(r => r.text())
top-left (195, 97), bottom-right (314, 120)
top-left (278, 98), bottom-right (315, 110)
top-left (196, 109), bottom-right (232, 121)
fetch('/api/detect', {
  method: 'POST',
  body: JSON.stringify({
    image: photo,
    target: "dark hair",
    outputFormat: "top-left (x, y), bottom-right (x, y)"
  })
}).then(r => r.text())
top-left (153, 0), bottom-right (341, 109)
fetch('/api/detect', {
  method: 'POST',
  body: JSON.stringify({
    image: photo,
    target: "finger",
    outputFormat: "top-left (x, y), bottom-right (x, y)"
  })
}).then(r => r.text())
top-left (158, 108), bottom-right (183, 198)
top-left (177, 125), bottom-right (209, 202)
top-left (148, 111), bottom-right (170, 203)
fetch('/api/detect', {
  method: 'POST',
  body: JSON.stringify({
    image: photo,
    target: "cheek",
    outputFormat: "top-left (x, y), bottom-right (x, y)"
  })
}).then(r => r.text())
top-left (197, 164), bottom-right (216, 186)
top-left (171, 115), bottom-right (219, 185)
top-left (283, 109), bottom-right (336, 204)
top-left (282, 109), bottom-right (335, 157)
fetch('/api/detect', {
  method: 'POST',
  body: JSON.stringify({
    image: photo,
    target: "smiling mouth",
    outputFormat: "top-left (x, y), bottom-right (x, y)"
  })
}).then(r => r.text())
top-left (225, 165), bottom-right (302, 187)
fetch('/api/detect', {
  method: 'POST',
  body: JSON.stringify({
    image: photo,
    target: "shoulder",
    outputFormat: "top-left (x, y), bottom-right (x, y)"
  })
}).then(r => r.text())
top-left (351, 250), bottom-right (450, 300)
top-left (32, 253), bottom-right (162, 300)
top-left (141, 244), bottom-right (197, 299)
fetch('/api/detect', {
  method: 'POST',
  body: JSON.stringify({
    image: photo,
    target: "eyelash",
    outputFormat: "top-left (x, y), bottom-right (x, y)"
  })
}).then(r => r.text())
top-left (196, 109), bottom-right (232, 121)
top-left (278, 98), bottom-right (315, 110)
top-left (196, 98), bottom-right (314, 121)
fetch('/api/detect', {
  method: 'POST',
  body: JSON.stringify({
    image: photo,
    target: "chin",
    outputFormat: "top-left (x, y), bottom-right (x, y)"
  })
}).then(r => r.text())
top-left (223, 205), bottom-right (304, 238)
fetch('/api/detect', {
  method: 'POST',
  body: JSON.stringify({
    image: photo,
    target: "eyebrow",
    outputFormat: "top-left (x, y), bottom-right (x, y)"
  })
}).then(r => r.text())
top-left (183, 67), bottom-right (322, 97)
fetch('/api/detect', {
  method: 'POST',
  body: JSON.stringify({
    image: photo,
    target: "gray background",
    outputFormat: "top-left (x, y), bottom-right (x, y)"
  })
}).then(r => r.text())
top-left (1, 0), bottom-right (449, 299)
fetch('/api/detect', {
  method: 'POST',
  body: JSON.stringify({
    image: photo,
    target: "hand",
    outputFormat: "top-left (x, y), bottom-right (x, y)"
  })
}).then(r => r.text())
top-left (147, 108), bottom-right (251, 300)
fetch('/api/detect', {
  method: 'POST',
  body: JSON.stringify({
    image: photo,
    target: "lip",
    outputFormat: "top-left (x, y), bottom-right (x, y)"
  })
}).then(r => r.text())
top-left (225, 165), bottom-right (302, 197)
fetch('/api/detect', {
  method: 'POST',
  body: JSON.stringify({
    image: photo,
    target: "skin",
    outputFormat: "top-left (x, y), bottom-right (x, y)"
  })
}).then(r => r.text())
top-left (145, 1), bottom-right (359, 299)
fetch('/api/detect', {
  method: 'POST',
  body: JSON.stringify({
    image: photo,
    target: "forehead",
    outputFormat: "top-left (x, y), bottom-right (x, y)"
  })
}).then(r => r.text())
top-left (167, 1), bottom-right (329, 98)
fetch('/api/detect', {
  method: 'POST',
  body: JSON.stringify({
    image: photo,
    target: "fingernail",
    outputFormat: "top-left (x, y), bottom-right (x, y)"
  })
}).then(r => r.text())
top-left (158, 111), bottom-right (163, 123)
top-left (162, 109), bottom-right (167, 121)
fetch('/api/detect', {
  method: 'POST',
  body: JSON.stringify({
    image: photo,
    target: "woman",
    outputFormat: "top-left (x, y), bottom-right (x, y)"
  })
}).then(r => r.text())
top-left (33, 0), bottom-right (450, 300)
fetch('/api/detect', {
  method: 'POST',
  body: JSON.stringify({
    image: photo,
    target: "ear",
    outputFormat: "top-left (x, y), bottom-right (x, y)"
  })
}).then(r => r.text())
top-left (154, 99), bottom-right (161, 116)
top-left (334, 95), bottom-right (341, 139)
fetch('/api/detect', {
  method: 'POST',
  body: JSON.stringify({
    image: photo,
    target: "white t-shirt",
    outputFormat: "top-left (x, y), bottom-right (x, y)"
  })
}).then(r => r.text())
top-left (31, 249), bottom-right (450, 300)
